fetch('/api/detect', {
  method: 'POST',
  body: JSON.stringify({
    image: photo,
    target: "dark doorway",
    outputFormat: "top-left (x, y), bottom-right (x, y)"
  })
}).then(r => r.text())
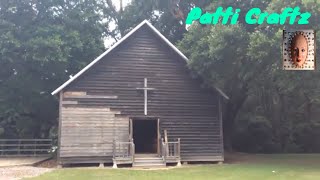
top-left (133, 120), bottom-right (158, 153)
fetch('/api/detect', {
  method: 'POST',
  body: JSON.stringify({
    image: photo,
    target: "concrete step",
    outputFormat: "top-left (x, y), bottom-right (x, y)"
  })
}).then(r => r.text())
top-left (134, 157), bottom-right (164, 163)
top-left (134, 161), bottom-right (165, 165)
top-left (133, 165), bottom-right (166, 168)
top-left (134, 160), bottom-right (164, 164)
top-left (133, 162), bottom-right (166, 168)
top-left (135, 154), bottom-right (159, 158)
top-left (134, 157), bottom-right (163, 161)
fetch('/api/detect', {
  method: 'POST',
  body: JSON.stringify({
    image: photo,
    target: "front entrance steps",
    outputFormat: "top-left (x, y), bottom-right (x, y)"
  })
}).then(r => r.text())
top-left (133, 154), bottom-right (165, 168)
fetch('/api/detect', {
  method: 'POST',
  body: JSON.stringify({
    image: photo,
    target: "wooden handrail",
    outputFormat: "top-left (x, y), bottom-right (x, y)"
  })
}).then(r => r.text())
top-left (161, 130), bottom-right (181, 160)
top-left (113, 140), bottom-right (135, 163)
top-left (160, 138), bottom-right (167, 163)
top-left (160, 138), bottom-right (180, 160)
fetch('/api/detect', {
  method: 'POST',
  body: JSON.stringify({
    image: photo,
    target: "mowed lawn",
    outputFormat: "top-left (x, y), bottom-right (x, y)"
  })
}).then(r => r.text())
top-left (26, 154), bottom-right (320, 180)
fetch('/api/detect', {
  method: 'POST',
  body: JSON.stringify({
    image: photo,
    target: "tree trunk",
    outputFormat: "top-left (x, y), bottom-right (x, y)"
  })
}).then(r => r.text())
top-left (222, 87), bottom-right (248, 152)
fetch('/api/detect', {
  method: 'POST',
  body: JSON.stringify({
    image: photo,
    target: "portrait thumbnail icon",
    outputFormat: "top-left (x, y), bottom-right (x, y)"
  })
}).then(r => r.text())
top-left (283, 29), bottom-right (316, 70)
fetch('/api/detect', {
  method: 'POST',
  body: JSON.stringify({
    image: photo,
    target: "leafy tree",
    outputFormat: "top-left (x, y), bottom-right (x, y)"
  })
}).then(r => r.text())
top-left (0, 0), bottom-right (107, 138)
top-left (178, 0), bottom-right (320, 152)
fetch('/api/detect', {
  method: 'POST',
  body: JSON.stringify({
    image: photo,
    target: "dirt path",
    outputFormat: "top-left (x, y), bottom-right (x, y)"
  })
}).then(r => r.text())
top-left (0, 166), bottom-right (54, 180)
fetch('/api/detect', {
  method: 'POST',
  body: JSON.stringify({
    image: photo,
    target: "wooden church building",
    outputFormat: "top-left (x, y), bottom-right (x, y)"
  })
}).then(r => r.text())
top-left (52, 20), bottom-right (227, 167)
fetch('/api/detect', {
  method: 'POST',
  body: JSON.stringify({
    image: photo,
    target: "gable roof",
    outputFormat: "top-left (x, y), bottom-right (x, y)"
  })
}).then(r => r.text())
top-left (51, 20), bottom-right (229, 99)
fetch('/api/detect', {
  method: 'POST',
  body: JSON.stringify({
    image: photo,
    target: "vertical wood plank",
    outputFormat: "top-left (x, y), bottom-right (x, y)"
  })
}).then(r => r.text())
top-left (164, 130), bottom-right (168, 143)
top-left (58, 91), bottom-right (63, 164)
top-left (164, 129), bottom-right (168, 156)
top-left (157, 118), bottom-right (160, 155)
top-left (129, 119), bottom-right (133, 140)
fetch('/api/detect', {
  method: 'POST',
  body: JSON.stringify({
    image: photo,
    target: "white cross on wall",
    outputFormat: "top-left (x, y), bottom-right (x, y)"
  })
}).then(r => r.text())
top-left (136, 78), bottom-right (155, 115)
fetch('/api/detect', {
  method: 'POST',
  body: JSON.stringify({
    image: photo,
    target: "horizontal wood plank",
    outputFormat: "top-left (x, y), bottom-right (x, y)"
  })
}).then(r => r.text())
top-left (59, 25), bottom-right (223, 163)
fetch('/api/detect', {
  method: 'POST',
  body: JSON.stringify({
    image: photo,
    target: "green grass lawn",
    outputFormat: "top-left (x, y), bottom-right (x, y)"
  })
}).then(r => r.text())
top-left (26, 154), bottom-right (320, 180)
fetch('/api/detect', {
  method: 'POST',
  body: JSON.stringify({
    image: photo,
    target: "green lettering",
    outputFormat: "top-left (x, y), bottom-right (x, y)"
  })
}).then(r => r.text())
top-left (246, 8), bottom-right (261, 24)
top-left (257, 12), bottom-right (268, 25)
top-left (222, 7), bottom-right (234, 24)
top-left (230, 9), bottom-right (241, 24)
top-left (280, 7), bottom-right (293, 25)
top-left (186, 7), bottom-right (202, 24)
top-left (200, 13), bottom-right (213, 24)
top-left (212, 7), bottom-right (224, 24)
top-left (289, 7), bottom-right (301, 24)
top-left (267, 13), bottom-right (280, 24)
top-left (298, 12), bottom-right (311, 24)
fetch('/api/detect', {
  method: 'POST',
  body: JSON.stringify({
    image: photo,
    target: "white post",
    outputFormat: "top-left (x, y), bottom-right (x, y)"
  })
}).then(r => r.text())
top-left (99, 163), bottom-right (104, 168)
top-left (113, 162), bottom-right (118, 168)
top-left (144, 78), bottom-right (147, 115)
top-left (177, 161), bottom-right (182, 167)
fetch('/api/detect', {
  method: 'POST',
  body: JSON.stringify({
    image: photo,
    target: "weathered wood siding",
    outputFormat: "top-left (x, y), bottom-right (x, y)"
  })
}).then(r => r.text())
top-left (60, 24), bottom-right (223, 164)
top-left (60, 107), bottom-right (128, 158)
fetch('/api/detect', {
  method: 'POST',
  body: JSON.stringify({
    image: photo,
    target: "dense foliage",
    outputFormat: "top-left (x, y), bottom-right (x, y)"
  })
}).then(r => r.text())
top-left (0, 0), bottom-right (107, 138)
top-left (178, 0), bottom-right (320, 153)
top-left (1, 0), bottom-right (319, 153)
